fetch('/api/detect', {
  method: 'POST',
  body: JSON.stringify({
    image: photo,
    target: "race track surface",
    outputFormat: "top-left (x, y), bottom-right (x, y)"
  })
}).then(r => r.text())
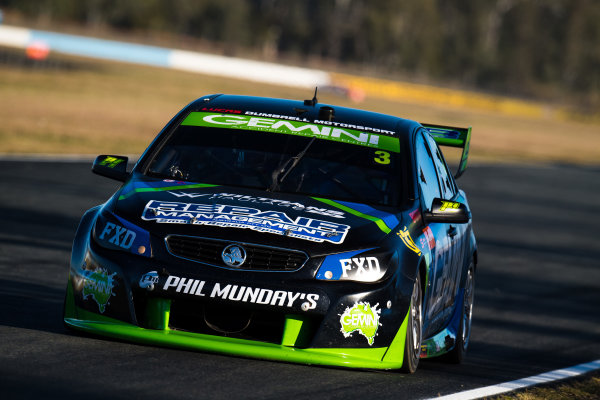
top-left (1, 160), bottom-right (599, 399)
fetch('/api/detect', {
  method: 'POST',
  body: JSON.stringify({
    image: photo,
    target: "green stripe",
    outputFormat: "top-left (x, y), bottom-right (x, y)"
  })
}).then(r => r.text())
top-left (183, 112), bottom-right (400, 153)
top-left (381, 308), bottom-right (410, 364)
top-left (65, 314), bottom-right (399, 369)
top-left (312, 197), bottom-right (392, 234)
top-left (424, 253), bottom-right (431, 289)
top-left (456, 126), bottom-right (472, 177)
top-left (118, 183), bottom-right (218, 200)
top-left (430, 137), bottom-right (464, 147)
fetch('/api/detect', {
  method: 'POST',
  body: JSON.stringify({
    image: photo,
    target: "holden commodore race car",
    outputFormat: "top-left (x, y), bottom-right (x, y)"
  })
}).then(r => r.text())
top-left (64, 93), bottom-right (477, 373)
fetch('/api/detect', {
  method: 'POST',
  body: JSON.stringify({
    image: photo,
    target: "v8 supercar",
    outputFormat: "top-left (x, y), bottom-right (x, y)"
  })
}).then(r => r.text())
top-left (64, 94), bottom-right (477, 372)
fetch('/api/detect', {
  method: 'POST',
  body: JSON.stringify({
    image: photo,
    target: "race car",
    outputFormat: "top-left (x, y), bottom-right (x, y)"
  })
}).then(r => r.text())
top-left (63, 93), bottom-right (477, 373)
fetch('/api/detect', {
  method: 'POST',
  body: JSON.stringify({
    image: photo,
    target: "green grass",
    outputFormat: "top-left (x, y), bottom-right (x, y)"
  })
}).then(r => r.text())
top-left (490, 370), bottom-right (600, 400)
top-left (1, 49), bottom-right (599, 165)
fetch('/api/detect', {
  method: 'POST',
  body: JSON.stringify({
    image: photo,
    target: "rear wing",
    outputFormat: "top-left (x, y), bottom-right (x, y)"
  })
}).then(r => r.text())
top-left (422, 123), bottom-right (472, 179)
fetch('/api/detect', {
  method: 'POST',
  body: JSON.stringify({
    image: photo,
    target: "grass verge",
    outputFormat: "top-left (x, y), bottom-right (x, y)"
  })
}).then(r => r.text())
top-left (489, 370), bottom-right (600, 400)
top-left (0, 48), bottom-right (599, 165)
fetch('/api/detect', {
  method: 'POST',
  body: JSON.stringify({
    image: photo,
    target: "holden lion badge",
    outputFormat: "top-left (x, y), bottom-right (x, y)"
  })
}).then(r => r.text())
top-left (222, 244), bottom-right (247, 267)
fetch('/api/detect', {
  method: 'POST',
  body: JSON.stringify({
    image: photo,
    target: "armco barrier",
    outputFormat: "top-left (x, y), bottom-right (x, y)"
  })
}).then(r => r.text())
top-left (0, 24), bottom-right (330, 89)
top-left (0, 24), bottom-right (581, 121)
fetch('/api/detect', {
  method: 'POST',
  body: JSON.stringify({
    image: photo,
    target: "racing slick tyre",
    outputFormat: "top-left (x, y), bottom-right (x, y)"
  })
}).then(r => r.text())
top-left (400, 272), bottom-right (423, 373)
top-left (446, 261), bottom-right (475, 364)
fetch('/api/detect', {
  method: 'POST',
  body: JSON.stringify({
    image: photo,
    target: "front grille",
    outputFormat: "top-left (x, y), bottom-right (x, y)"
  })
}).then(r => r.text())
top-left (165, 235), bottom-right (308, 271)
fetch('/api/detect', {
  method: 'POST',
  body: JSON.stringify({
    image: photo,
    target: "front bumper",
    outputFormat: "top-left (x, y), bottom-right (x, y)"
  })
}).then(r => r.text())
top-left (65, 282), bottom-right (410, 369)
top-left (65, 224), bottom-right (415, 369)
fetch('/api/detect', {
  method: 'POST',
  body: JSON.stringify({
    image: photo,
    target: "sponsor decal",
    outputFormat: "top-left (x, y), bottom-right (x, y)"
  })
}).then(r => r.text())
top-left (243, 111), bottom-right (396, 136)
top-left (157, 273), bottom-right (319, 311)
top-left (245, 111), bottom-right (310, 122)
top-left (82, 268), bottom-right (116, 313)
top-left (340, 257), bottom-right (381, 279)
top-left (316, 248), bottom-right (387, 282)
top-left (95, 213), bottom-right (152, 257)
top-left (311, 118), bottom-right (395, 135)
top-left (439, 200), bottom-right (460, 211)
top-left (420, 344), bottom-right (429, 357)
top-left (142, 200), bottom-right (350, 244)
top-left (139, 270), bottom-right (159, 291)
top-left (397, 226), bottom-right (422, 256)
top-left (201, 107), bottom-right (242, 114)
top-left (167, 192), bottom-right (345, 219)
top-left (422, 226), bottom-right (436, 250)
top-left (340, 302), bottom-right (381, 345)
top-left (98, 156), bottom-right (125, 168)
top-left (182, 112), bottom-right (400, 153)
top-left (409, 208), bottom-right (421, 223)
top-left (98, 222), bottom-right (137, 250)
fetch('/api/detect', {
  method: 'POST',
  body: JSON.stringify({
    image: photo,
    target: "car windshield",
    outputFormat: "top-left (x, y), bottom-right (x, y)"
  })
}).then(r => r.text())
top-left (146, 121), bottom-right (401, 206)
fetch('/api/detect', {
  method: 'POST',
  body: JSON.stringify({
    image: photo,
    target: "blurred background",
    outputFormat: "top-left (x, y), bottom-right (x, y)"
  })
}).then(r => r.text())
top-left (1, 3), bottom-right (600, 397)
top-left (1, 0), bottom-right (599, 164)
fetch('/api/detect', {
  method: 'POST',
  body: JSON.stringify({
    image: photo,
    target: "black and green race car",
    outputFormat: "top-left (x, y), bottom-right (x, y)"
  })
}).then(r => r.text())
top-left (64, 93), bottom-right (477, 373)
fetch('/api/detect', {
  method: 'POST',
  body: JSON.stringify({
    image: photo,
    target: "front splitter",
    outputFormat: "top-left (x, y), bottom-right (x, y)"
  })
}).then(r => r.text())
top-left (64, 308), bottom-right (409, 370)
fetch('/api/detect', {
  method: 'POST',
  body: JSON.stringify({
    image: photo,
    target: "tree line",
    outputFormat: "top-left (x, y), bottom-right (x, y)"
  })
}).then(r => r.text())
top-left (2, 0), bottom-right (599, 109)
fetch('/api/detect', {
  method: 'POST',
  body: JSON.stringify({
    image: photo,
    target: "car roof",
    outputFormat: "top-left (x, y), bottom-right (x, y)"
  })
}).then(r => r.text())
top-left (187, 94), bottom-right (421, 139)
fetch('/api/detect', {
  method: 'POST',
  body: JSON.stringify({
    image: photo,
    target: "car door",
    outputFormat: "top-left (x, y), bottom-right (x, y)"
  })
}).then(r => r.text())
top-left (423, 133), bottom-right (468, 314)
top-left (414, 130), bottom-right (455, 335)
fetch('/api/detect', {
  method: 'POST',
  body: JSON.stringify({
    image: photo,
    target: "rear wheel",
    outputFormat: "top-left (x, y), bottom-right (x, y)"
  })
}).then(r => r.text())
top-left (447, 262), bottom-right (475, 363)
top-left (400, 273), bottom-right (423, 373)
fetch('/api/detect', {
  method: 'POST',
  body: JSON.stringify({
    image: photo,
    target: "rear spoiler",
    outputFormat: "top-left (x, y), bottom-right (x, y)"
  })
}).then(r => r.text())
top-left (422, 123), bottom-right (472, 179)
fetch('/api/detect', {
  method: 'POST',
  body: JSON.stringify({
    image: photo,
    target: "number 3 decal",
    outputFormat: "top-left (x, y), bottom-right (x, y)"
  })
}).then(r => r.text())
top-left (374, 151), bottom-right (391, 164)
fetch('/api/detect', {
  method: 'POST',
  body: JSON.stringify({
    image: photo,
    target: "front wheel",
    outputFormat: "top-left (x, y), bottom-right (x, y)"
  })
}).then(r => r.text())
top-left (400, 273), bottom-right (423, 373)
top-left (447, 262), bottom-right (475, 363)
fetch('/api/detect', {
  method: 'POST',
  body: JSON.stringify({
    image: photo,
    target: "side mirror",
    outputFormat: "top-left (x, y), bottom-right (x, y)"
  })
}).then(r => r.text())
top-left (423, 198), bottom-right (470, 224)
top-left (92, 155), bottom-right (129, 182)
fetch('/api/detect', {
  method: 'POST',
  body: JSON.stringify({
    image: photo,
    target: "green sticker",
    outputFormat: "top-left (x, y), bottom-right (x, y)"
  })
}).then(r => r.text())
top-left (439, 200), bottom-right (460, 211)
top-left (182, 112), bottom-right (400, 153)
top-left (99, 156), bottom-right (125, 168)
top-left (82, 268), bottom-right (116, 313)
top-left (340, 302), bottom-right (381, 345)
top-left (374, 150), bottom-right (391, 164)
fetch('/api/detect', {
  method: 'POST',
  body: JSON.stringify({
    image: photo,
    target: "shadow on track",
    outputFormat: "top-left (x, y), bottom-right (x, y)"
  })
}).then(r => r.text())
top-left (0, 279), bottom-right (66, 334)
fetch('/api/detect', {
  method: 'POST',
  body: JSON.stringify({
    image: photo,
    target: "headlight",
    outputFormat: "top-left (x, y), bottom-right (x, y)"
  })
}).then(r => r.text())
top-left (92, 210), bottom-right (152, 257)
top-left (315, 248), bottom-right (395, 283)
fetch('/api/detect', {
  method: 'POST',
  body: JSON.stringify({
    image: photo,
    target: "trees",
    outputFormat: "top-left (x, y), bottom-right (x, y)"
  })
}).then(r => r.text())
top-left (2, 0), bottom-right (598, 106)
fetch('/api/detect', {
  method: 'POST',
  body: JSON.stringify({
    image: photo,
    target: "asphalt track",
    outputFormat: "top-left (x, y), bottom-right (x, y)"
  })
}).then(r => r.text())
top-left (1, 160), bottom-right (599, 399)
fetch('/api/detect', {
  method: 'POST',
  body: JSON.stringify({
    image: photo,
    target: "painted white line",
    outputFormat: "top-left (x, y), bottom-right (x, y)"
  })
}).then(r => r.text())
top-left (427, 359), bottom-right (600, 400)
